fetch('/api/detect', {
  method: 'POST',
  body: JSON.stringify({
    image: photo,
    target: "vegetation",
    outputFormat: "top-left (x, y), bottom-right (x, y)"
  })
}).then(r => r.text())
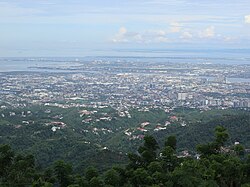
top-left (0, 126), bottom-right (250, 186)
top-left (0, 106), bottom-right (249, 173)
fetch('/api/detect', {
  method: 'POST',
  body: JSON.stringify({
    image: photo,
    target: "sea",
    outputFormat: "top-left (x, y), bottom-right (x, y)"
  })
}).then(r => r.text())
top-left (0, 49), bottom-right (250, 84)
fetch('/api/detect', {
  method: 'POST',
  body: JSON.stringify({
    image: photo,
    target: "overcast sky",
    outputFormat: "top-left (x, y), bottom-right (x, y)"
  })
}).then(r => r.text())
top-left (0, 0), bottom-right (250, 57)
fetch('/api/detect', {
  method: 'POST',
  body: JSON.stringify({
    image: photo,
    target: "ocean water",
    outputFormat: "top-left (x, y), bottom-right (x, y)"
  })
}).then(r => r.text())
top-left (0, 58), bottom-right (76, 72)
top-left (0, 50), bottom-right (250, 73)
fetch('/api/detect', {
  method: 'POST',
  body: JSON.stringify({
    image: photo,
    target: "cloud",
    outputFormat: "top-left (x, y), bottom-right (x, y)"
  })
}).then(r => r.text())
top-left (112, 27), bottom-right (143, 43)
top-left (180, 31), bottom-right (193, 39)
top-left (119, 27), bottom-right (127, 35)
top-left (152, 30), bottom-right (166, 36)
top-left (199, 26), bottom-right (215, 38)
top-left (113, 25), bottom-right (235, 45)
top-left (169, 22), bottom-right (182, 33)
top-left (223, 36), bottom-right (235, 42)
top-left (112, 27), bottom-right (168, 43)
top-left (245, 15), bottom-right (250, 23)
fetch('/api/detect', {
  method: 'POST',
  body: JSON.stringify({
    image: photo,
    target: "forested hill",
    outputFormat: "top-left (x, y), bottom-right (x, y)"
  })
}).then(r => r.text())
top-left (154, 112), bottom-right (250, 152)
top-left (0, 126), bottom-right (250, 186)
top-left (0, 106), bottom-right (249, 172)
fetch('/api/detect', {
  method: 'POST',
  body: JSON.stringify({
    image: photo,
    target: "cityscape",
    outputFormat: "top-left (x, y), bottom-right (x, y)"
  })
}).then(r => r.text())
top-left (1, 0), bottom-right (250, 185)
top-left (1, 57), bottom-right (250, 111)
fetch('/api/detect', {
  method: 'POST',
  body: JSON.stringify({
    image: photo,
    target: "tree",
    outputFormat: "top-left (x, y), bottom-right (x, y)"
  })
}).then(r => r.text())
top-left (165, 135), bottom-right (177, 151)
top-left (130, 168), bottom-right (152, 187)
top-left (197, 142), bottom-right (218, 156)
top-left (104, 168), bottom-right (121, 186)
top-left (197, 126), bottom-right (229, 157)
top-left (217, 156), bottom-right (243, 187)
top-left (43, 168), bottom-right (56, 184)
top-left (127, 152), bottom-right (143, 169)
top-left (147, 161), bottom-right (163, 174)
top-left (72, 174), bottom-right (88, 187)
top-left (234, 144), bottom-right (245, 156)
top-left (89, 177), bottom-right (104, 187)
top-left (7, 154), bottom-right (36, 186)
top-left (0, 144), bottom-right (14, 179)
top-left (85, 166), bottom-right (98, 181)
top-left (160, 146), bottom-right (178, 172)
top-left (214, 126), bottom-right (229, 147)
top-left (112, 166), bottom-right (127, 186)
top-left (171, 160), bottom-right (208, 187)
top-left (151, 171), bottom-right (166, 185)
top-left (138, 135), bottom-right (159, 165)
top-left (54, 160), bottom-right (72, 187)
top-left (32, 178), bottom-right (53, 187)
top-left (242, 155), bottom-right (250, 184)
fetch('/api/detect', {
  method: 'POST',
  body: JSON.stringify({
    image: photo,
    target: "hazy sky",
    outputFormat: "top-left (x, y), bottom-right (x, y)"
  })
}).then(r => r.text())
top-left (0, 0), bottom-right (250, 57)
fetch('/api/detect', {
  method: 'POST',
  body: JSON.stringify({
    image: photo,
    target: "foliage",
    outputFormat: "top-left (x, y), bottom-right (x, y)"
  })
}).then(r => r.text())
top-left (0, 126), bottom-right (249, 187)
top-left (0, 106), bottom-right (250, 186)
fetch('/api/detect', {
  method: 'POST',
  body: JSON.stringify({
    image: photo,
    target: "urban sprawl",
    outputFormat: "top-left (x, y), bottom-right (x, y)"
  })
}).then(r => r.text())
top-left (0, 58), bottom-right (250, 111)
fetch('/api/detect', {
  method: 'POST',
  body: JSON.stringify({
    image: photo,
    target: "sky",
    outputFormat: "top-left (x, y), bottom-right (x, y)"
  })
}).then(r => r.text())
top-left (0, 0), bottom-right (250, 57)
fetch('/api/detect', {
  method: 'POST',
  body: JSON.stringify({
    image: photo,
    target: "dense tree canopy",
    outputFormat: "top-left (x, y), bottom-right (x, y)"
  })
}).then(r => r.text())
top-left (0, 126), bottom-right (249, 187)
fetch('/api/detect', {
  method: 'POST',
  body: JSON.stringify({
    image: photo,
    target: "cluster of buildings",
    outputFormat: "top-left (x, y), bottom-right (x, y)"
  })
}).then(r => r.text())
top-left (0, 60), bottom-right (249, 110)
